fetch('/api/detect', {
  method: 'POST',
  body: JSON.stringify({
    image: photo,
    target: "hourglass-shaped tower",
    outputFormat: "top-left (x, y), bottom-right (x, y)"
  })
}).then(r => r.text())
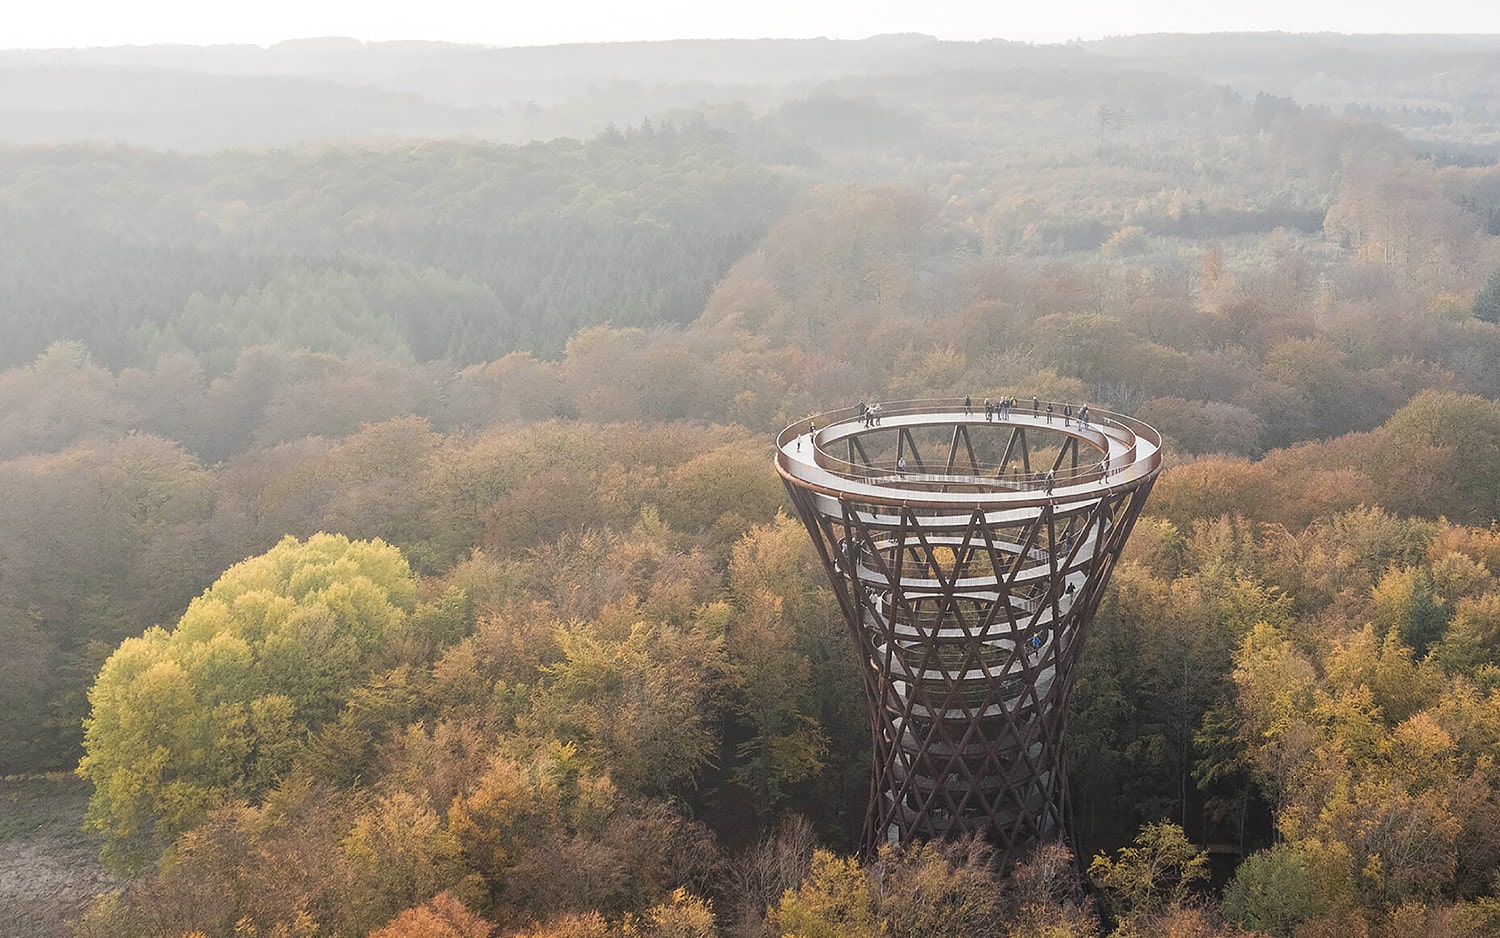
top-left (775, 399), bottom-right (1161, 863)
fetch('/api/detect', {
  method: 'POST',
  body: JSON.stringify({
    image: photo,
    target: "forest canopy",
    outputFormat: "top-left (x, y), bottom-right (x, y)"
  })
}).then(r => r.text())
top-left (7, 30), bottom-right (1500, 938)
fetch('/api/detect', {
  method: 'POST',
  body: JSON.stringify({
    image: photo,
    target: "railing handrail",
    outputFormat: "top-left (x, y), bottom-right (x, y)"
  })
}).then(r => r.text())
top-left (776, 398), bottom-right (1160, 494)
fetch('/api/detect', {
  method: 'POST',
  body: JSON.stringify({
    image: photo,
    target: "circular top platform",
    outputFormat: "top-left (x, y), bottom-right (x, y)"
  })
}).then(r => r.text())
top-left (775, 398), bottom-right (1161, 510)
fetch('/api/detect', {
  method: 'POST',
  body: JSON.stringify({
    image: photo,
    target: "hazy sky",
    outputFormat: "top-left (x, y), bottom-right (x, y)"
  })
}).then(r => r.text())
top-left (11, 0), bottom-right (1500, 49)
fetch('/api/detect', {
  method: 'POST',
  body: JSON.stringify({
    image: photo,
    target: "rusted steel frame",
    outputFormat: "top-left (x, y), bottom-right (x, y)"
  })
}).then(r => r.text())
top-left (895, 507), bottom-right (972, 727)
top-left (946, 425), bottom-right (963, 472)
top-left (1050, 432), bottom-right (1074, 471)
top-left (837, 501), bottom-right (870, 610)
top-left (945, 423), bottom-right (980, 474)
top-left (777, 404), bottom-right (1159, 864)
top-left (1005, 508), bottom-right (1048, 590)
top-left (813, 493), bottom-right (900, 848)
top-left (774, 401), bottom-right (1163, 474)
top-left (1046, 436), bottom-right (1078, 474)
top-left (997, 425), bottom-right (1031, 476)
top-left (969, 512), bottom-right (1016, 638)
top-left (1046, 494), bottom-right (1140, 740)
top-left (783, 486), bottom-right (837, 606)
top-left (911, 509), bottom-right (1019, 836)
top-left (1063, 484), bottom-right (1154, 663)
top-left (960, 425), bottom-right (980, 471)
top-left (884, 510), bottom-right (970, 835)
top-left (850, 435), bottom-right (874, 469)
top-left (775, 465), bottom-right (1113, 514)
top-left (786, 489), bottom-right (890, 853)
top-left (866, 510), bottom-right (927, 839)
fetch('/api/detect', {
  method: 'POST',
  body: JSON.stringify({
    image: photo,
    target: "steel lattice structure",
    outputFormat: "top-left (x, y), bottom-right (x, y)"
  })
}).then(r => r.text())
top-left (775, 399), bottom-right (1161, 863)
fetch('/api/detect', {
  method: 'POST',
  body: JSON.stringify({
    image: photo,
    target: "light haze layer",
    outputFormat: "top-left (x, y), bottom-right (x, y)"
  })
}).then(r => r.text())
top-left (8, 0), bottom-right (1500, 50)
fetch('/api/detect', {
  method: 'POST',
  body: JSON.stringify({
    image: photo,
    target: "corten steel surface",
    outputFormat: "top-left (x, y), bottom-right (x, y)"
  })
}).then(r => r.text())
top-left (775, 399), bottom-right (1161, 863)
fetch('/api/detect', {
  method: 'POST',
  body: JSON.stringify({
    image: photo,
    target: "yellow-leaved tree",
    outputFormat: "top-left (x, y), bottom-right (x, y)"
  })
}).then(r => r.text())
top-left (78, 532), bottom-right (420, 869)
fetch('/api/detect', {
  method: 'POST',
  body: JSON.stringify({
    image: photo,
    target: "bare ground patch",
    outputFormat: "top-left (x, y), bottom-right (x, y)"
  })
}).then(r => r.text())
top-left (0, 835), bottom-right (117, 938)
top-left (0, 776), bottom-right (116, 938)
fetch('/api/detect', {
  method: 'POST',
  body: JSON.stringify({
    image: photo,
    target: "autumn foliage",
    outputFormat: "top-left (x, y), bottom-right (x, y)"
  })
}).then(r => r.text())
top-left (10, 32), bottom-right (1500, 938)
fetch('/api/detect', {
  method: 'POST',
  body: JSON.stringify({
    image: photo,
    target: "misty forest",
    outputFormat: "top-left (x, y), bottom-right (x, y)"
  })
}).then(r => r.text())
top-left (8, 31), bottom-right (1500, 938)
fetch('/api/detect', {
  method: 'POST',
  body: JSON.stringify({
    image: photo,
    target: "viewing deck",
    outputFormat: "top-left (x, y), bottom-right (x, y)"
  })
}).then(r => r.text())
top-left (775, 398), bottom-right (1161, 509)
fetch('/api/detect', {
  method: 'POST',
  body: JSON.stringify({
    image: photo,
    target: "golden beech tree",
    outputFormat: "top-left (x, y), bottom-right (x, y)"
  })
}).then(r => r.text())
top-left (768, 840), bottom-right (1013, 938)
top-left (1088, 821), bottom-right (1209, 922)
top-left (77, 533), bottom-right (422, 867)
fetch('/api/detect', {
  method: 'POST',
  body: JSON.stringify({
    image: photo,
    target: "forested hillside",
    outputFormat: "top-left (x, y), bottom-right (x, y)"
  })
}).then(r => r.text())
top-left (0, 128), bottom-right (793, 370)
top-left (6, 32), bottom-right (1500, 938)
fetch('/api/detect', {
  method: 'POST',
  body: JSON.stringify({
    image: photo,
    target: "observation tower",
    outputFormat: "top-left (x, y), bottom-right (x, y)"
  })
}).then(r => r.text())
top-left (775, 399), bottom-right (1161, 863)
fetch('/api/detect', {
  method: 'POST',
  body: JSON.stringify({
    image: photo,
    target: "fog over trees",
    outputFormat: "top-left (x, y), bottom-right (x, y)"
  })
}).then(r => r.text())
top-left (6, 30), bottom-right (1500, 938)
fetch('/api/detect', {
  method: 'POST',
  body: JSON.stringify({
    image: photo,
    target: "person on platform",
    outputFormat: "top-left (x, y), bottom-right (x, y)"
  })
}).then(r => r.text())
top-left (964, 394), bottom-right (973, 415)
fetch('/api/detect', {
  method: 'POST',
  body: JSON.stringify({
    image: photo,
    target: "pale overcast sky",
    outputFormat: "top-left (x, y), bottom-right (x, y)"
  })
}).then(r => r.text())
top-left (9, 0), bottom-right (1500, 49)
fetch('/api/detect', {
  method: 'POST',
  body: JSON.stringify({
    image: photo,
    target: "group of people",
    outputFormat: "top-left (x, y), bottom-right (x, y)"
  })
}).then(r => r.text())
top-left (1035, 468), bottom-right (1056, 494)
top-left (981, 397), bottom-right (1016, 421)
top-left (795, 419), bottom-right (815, 451)
top-left (849, 397), bottom-right (1095, 429)
top-left (974, 396), bottom-right (1091, 428)
top-left (1038, 401), bottom-right (1091, 428)
top-left (807, 399), bottom-right (1114, 483)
